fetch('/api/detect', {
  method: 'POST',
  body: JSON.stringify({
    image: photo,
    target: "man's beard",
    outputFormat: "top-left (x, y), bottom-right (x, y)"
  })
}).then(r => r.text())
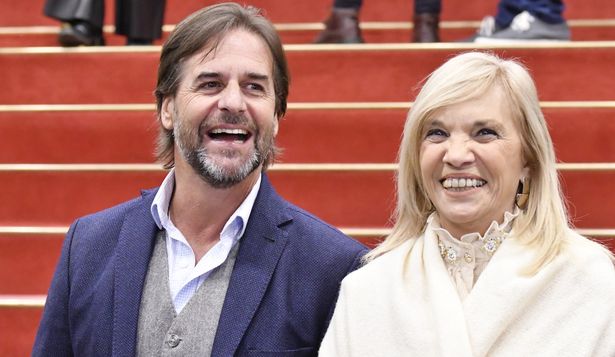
top-left (173, 111), bottom-right (275, 189)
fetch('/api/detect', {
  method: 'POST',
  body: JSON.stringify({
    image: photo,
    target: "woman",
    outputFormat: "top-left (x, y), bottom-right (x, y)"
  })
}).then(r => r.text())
top-left (319, 52), bottom-right (615, 356)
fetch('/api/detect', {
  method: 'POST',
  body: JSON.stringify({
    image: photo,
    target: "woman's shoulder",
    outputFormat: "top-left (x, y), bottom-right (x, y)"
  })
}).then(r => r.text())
top-left (562, 230), bottom-right (615, 283)
top-left (343, 239), bottom-right (416, 287)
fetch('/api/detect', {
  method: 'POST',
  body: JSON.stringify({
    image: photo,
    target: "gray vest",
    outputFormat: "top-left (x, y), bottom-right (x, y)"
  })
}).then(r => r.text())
top-left (136, 231), bottom-right (238, 356)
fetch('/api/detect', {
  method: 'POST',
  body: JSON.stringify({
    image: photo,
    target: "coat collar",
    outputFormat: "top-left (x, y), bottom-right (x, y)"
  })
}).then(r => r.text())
top-left (212, 173), bottom-right (293, 356)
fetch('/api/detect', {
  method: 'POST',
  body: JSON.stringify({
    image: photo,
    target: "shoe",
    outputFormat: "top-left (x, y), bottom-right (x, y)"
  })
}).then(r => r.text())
top-left (458, 16), bottom-right (501, 42)
top-left (314, 7), bottom-right (364, 44)
top-left (413, 13), bottom-right (439, 42)
top-left (474, 11), bottom-right (570, 43)
top-left (58, 21), bottom-right (104, 47)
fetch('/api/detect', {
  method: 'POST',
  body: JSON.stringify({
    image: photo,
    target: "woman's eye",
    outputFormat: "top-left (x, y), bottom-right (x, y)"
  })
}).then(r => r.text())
top-left (476, 128), bottom-right (499, 137)
top-left (425, 128), bottom-right (447, 138)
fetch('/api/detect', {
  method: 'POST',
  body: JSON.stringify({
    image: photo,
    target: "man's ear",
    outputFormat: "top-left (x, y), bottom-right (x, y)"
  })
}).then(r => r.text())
top-left (160, 97), bottom-right (175, 130)
top-left (272, 115), bottom-right (279, 137)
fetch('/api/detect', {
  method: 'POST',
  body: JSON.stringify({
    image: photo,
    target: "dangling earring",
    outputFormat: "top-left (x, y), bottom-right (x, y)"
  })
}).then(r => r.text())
top-left (515, 177), bottom-right (530, 210)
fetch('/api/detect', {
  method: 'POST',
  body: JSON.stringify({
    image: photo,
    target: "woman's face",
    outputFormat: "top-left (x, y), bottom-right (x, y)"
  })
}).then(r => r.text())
top-left (419, 86), bottom-right (529, 238)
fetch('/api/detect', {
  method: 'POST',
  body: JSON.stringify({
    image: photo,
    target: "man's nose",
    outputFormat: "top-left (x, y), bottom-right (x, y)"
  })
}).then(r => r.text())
top-left (443, 137), bottom-right (475, 168)
top-left (217, 82), bottom-right (247, 113)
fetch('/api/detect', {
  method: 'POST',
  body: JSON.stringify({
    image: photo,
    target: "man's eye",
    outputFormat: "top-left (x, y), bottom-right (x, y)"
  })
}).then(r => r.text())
top-left (246, 83), bottom-right (264, 91)
top-left (199, 81), bottom-right (221, 89)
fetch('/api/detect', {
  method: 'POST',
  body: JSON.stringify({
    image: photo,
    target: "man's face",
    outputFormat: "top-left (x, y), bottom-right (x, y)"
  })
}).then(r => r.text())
top-left (161, 29), bottom-right (278, 188)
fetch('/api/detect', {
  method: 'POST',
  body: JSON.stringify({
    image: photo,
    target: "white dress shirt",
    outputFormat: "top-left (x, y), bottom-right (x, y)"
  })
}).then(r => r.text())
top-left (150, 169), bottom-right (261, 313)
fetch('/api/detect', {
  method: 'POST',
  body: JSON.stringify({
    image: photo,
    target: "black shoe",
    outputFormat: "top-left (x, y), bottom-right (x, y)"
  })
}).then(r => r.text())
top-left (314, 7), bottom-right (364, 44)
top-left (126, 38), bottom-right (153, 46)
top-left (58, 21), bottom-right (104, 47)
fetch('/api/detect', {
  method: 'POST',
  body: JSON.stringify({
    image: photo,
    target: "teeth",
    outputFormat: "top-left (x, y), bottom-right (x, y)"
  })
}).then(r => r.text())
top-left (442, 178), bottom-right (486, 189)
top-left (210, 128), bottom-right (248, 135)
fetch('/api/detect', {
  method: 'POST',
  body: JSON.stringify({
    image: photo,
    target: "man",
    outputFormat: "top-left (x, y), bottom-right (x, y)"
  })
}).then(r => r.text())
top-left (32, 3), bottom-right (367, 356)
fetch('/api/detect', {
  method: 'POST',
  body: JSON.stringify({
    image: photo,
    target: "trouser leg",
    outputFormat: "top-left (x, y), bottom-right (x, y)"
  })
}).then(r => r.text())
top-left (115, 0), bottom-right (166, 40)
top-left (414, 0), bottom-right (441, 15)
top-left (44, 0), bottom-right (104, 28)
top-left (413, 0), bottom-right (440, 42)
top-left (495, 0), bottom-right (565, 27)
top-left (333, 0), bottom-right (362, 9)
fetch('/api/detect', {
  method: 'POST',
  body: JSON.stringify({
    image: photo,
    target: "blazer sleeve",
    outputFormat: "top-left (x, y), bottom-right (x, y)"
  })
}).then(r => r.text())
top-left (31, 220), bottom-right (79, 357)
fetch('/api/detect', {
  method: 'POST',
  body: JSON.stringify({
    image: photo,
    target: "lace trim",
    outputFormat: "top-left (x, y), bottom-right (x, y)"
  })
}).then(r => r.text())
top-left (429, 209), bottom-right (519, 264)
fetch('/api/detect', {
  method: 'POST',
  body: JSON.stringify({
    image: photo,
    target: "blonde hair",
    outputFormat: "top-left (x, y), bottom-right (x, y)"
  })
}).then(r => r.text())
top-left (366, 51), bottom-right (573, 273)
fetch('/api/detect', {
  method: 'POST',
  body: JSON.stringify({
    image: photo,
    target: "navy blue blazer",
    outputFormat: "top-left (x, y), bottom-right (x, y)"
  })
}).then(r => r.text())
top-left (32, 174), bottom-right (367, 356)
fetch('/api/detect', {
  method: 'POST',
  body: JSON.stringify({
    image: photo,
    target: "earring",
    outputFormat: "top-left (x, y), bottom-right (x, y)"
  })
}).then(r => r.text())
top-left (515, 177), bottom-right (530, 210)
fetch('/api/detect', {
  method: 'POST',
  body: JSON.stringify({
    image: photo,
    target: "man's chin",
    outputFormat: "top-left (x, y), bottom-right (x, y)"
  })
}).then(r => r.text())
top-left (195, 158), bottom-right (261, 189)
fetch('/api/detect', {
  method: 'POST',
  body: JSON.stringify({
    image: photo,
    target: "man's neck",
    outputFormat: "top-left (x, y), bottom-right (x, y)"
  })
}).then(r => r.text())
top-left (169, 159), bottom-right (261, 261)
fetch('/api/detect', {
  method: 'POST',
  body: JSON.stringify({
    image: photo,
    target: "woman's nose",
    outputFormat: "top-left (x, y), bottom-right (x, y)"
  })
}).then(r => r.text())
top-left (443, 137), bottom-right (475, 168)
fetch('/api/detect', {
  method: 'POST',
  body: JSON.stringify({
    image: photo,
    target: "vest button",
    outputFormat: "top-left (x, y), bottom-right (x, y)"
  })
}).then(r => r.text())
top-left (167, 334), bottom-right (182, 348)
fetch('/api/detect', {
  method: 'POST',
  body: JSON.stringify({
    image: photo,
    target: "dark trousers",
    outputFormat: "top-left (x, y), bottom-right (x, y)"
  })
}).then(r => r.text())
top-left (496, 0), bottom-right (565, 27)
top-left (44, 0), bottom-right (166, 40)
top-left (333, 0), bottom-right (441, 14)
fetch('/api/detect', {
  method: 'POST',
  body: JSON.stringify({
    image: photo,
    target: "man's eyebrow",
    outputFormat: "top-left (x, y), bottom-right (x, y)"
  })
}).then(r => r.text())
top-left (194, 72), bottom-right (221, 81)
top-left (246, 72), bottom-right (269, 81)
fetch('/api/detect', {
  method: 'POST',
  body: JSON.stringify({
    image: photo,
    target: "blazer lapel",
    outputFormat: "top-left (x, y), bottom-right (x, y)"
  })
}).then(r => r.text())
top-left (212, 174), bottom-right (292, 356)
top-left (112, 189), bottom-right (159, 357)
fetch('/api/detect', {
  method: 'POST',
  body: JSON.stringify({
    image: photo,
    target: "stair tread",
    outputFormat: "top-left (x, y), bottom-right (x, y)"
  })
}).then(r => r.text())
top-left (3, 46), bottom-right (615, 103)
top-left (1, 107), bottom-right (614, 163)
top-left (1, 0), bottom-right (613, 26)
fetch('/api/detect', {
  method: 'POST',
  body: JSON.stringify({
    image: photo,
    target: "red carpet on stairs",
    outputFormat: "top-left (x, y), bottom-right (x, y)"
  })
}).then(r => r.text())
top-left (2, 0), bottom-right (615, 355)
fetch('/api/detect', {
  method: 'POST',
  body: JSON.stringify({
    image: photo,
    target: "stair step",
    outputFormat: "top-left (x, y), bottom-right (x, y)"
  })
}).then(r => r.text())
top-left (0, 306), bottom-right (41, 356)
top-left (1, 226), bottom-right (613, 296)
top-left (1, 105), bottom-right (613, 163)
top-left (3, 44), bottom-right (615, 104)
top-left (0, 168), bottom-right (612, 228)
top-left (0, 235), bottom-right (61, 294)
top-left (3, 20), bottom-right (615, 47)
top-left (0, 0), bottom-right (612, 27)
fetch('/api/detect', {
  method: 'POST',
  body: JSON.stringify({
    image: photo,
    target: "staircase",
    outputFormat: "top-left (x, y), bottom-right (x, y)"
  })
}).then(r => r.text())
top-left (1, 0), bottom-right (614, 355)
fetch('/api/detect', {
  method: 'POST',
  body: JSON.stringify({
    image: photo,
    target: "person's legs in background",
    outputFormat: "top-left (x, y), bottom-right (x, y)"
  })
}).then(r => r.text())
top-left (314, 0), bottom-right (364, 43)
top-left (475, 0), bottom-right (569, 42)
top-left (45, 0), bottom-right (105, 46)
top-left (414, 0), bottom-right (441, 42)
top-left (314, 0), bottom-right (442, 43)
top-left (115, 0), bottom-right (166, 45)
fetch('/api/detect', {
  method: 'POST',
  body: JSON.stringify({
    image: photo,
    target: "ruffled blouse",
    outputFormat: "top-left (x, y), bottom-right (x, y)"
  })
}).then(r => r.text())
top-left (429, 210), bottom-right (519, 300)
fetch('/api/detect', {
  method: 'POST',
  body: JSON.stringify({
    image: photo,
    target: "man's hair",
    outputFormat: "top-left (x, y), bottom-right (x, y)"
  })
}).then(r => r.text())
top-left (367, 51), bottom-right (573, 273)
top-left (154, 2), bottom-right (290, 169)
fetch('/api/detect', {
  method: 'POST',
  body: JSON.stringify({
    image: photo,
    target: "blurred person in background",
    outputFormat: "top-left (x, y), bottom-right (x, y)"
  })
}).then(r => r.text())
top-left (44, 0), bottom-right (166, 46)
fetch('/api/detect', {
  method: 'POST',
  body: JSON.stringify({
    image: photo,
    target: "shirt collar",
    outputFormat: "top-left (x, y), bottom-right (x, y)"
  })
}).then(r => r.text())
top-left (428, 209), bottom-right (520, 259)
top-left (150, 169), bottom-right (261, 240)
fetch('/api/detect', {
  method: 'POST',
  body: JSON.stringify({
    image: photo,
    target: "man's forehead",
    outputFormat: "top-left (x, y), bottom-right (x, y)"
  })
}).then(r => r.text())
top-left (188, 29), bottom-right (273, 66)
